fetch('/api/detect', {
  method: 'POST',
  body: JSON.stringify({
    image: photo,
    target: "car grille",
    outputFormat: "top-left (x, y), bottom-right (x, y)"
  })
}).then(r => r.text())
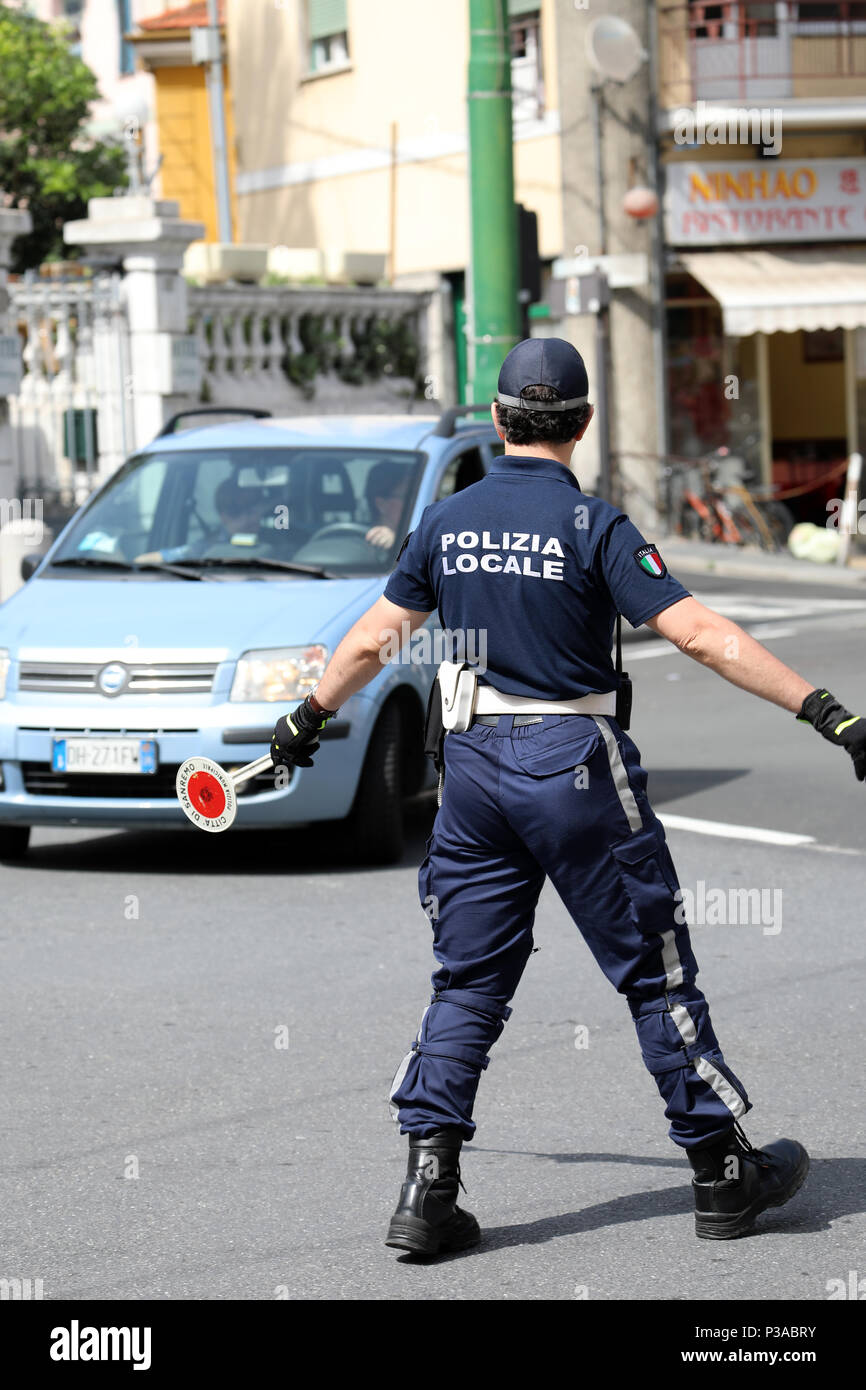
top-left (21, 763), bottom-right (279, 800)
top-left (18, 662), bottom-right (218, 694)
top-left (22, 762), bottom-right (184, 798)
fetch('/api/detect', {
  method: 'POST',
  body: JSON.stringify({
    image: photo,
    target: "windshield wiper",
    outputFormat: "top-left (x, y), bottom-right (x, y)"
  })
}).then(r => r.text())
top-left (52, 556), bottom-right (134, 570)
top-left (132, 561), bottom-right (205, 581)
top-left (51, 556), bottom-right (205, 581)
top-left (178, 556), bottom-right (337, 579)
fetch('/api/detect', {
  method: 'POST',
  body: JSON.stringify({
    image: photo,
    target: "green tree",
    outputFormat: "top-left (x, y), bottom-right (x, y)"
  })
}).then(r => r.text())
top-left (0, 3), bottom-right (128, 271)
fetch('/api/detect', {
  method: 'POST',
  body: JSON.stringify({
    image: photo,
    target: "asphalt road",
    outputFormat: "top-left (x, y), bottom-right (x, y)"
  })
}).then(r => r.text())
top-left (2, 574), bottom-right (864, 1301)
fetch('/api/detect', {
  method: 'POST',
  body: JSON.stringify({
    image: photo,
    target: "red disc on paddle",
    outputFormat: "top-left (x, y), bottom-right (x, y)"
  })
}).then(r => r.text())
top-left (186, 769), bottom-right (227, 819)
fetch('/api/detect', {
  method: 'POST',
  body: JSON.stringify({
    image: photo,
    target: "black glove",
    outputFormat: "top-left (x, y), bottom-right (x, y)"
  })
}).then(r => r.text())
top-left (797, 688), bottom-right (866, 782)
top-left (270, 696), bottom-right (335, 771)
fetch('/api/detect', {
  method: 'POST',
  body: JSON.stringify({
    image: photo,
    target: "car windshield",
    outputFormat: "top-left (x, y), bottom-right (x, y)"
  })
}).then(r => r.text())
top-left (50, 446), bottom-right (424, 576)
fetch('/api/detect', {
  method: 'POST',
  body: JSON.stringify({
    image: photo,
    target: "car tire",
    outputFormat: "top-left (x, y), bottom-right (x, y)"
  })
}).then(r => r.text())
top-left (0, 826), bottom-right (31, 860)
top-left (343, 702), bottom-right (404, 866)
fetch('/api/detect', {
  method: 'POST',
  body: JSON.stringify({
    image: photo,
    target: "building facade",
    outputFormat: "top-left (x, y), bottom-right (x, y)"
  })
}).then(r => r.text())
top-left (19, 1), bottom-right (866, 527)
top-left (657, 0), bottom-right (866, 525)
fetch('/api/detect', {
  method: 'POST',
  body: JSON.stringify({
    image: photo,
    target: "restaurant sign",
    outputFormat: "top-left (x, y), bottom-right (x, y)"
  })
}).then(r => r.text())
top-left (665, 159), bottom-right (866, 246)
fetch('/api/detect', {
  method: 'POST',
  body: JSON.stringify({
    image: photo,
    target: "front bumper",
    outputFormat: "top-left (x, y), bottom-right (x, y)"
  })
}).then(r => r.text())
top-left (0, 694), bottom-right (375, 830)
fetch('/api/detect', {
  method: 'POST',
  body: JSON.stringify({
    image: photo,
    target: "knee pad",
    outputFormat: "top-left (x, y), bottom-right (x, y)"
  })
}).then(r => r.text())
top-left (389, 989), bottom-right (513, 1120)
top-left (412, 988), bottom-right (513, 1070)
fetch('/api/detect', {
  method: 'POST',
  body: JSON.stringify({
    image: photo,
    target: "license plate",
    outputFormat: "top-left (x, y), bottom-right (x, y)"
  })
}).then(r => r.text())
top-left (52, 738), bottom-right (158, 775)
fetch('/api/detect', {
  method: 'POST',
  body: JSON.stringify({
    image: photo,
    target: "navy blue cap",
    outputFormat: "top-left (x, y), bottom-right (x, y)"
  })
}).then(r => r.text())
top-left (497, 337), bottom-right (589, 411)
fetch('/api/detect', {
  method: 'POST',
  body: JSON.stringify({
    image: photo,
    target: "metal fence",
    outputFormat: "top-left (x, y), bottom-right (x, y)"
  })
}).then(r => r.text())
top-left (659, 1), bottom-right (866, 106)
top-left (3, 274), bottom-right (435, 500)
top-left (7, 271), bottom-right (133, 501)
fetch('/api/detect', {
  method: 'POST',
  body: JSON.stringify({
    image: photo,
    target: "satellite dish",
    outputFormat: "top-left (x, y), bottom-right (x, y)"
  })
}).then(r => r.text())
top-left (585, 16), bottom-right (646, 84)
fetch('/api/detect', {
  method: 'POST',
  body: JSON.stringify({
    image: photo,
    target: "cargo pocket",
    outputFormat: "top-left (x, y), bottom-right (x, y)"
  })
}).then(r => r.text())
top-left (610, 822), bottom-right (681, 936)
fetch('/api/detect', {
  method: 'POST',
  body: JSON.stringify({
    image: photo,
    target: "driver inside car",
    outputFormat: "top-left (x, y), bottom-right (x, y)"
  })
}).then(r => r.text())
top-left (135, 478), bottom-right (268, 565)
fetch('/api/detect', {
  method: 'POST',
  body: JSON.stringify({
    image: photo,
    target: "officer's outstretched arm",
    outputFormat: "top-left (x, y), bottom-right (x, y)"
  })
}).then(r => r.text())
top-left (645, 597), bottom-right (811, 711)
top-left (646, 596), bottom-right (866, 782)
top-left (315, 596), bottom-right (432, 711)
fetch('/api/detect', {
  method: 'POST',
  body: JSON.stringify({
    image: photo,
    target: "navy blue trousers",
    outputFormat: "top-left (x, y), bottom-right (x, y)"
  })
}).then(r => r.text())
top-left (390, 713), bottom-right (751, 1150)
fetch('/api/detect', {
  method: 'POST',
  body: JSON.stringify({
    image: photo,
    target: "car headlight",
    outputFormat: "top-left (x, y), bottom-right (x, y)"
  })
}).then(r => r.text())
top-left (230, 645), bottom-right (329, 703)
top-left (0, 649), bottom-right (9, 701)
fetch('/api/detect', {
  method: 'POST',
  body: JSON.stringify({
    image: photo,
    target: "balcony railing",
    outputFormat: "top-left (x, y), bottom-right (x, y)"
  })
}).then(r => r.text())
top-left (659, 0), bottom-right (866, 106)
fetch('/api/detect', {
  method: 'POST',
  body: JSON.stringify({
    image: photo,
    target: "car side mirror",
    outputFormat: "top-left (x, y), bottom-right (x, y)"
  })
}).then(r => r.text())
top-left (20, 553), bottom-right (42, 582)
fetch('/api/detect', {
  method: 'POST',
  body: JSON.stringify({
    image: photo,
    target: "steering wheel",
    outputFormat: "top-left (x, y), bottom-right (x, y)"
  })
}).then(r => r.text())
top-left (306, 522), bottom-right (374, 543)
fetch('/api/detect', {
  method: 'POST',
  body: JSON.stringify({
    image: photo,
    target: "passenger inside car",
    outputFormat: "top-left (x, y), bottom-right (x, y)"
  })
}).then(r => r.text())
top-left (364, 461), bottom-right (411, 551)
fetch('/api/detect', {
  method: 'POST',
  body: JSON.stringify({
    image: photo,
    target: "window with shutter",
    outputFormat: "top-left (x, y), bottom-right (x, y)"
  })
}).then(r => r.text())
top-left (510, 6), bottom-right (543, 124)
top-left (308, 0), bottom-right (350, 74)
top-left (117, 0), bottom-right (134, 76)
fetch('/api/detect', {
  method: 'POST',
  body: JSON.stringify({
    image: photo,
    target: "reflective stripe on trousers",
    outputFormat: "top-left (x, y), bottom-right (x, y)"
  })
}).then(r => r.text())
top-left (390, 713), bottom-right (750, 1146)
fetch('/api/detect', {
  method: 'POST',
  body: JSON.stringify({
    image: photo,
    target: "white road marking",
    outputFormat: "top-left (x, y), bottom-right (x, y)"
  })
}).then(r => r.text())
top-left (661, 813), bottom-right (865, 856)
top-left (628, 624), bottom-right (799, 661)
top-left (627, 641), bottom-right (675, 661)
top-left (659, 813), bottom-right (815, 846)
top-left (688, 593), bottom-right (866, 622)
top-left (626, 591), bottom-right (866, 658)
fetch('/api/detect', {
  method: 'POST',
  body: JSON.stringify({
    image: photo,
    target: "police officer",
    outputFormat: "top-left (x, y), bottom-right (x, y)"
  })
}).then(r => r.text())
top-left (270, 338), bottom-right (866, 1258)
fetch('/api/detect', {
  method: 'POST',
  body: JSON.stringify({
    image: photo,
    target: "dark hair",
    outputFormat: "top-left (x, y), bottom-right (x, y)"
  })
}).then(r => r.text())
top-left (215, 478), bottom-right (264, 518)
top-left (495, 383), bottom-right (592, 446)
top-left (365, 460), bottom-right (409, 510)
top-left (215, 478), bottom-right (244, 514)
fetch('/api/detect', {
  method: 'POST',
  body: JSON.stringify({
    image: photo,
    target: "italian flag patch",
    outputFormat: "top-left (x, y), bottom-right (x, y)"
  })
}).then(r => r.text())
top-left (634, 544), bottom-right (666, 578)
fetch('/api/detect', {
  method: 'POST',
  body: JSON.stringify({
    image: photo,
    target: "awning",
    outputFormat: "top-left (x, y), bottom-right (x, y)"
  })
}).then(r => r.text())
top-left (678, 247), bottom-right (866, 335)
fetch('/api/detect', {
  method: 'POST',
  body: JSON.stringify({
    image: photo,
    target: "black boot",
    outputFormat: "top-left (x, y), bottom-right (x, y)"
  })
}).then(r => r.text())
top-left (385, 1128), bottom-right (481, 1256)
top-left (688, 1121), bottom-right (810, 1240)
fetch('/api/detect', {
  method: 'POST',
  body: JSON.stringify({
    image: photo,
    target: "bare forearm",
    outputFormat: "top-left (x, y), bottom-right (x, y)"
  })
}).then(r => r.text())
top-left (313, 596), bottom-right (430, 711)
top-left (678, 617), bottom-right (813, 712)
top-left (315, 630), bottom-right (387, 710)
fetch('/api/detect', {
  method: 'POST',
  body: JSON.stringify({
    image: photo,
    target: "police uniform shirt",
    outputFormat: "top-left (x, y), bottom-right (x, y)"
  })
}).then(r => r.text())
top-left (383, 454), bottom-right (692, 700)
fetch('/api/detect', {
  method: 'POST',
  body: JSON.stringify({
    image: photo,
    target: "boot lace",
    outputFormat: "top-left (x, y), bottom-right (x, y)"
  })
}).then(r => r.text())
top-left (733, 1120), bottom-right (771, 1169)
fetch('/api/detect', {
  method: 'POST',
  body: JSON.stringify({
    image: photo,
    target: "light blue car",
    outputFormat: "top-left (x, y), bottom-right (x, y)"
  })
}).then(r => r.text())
top-left (0, 407), bottom-right (502, 864)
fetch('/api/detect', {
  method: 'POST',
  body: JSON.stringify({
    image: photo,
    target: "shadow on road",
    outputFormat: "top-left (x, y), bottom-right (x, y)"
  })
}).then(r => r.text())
top-left (646, 767), bottom-right (751, 805)
top-left (437, 1154), bottom-right (864, 1254)
top-left (8, 766), bottom-right (755, 877)
top-left (8, 794), bottom-right (439, 877)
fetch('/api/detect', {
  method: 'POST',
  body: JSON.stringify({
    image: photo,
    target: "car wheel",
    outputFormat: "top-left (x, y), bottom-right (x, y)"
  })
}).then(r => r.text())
top-left (343, 703), bottom-right (404, 865)
top-left (0, 826), bottom-right (31, 860)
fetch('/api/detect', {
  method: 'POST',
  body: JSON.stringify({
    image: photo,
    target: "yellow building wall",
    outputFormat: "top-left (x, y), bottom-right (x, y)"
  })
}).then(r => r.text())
top-left (154, 64), bottom-right (238, 243)
top-left (768, 331), bottom-right (845, 440)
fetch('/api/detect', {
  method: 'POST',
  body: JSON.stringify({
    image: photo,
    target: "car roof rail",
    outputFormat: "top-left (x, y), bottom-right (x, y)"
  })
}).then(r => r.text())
top-left (155, 407), bottom-right (273, 438)
top-left (432, 404), bottom-right (493, 438)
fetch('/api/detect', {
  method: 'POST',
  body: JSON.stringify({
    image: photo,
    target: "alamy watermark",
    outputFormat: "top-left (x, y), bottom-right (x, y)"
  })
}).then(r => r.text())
top-left (826, 1269), bottom-right (866, 1299)
top-left (675, 881), bottom-right (782, 936)
top-left (0, 1276), bottom-right (44, 1299)
top-left (379, 622), bottom-right (488, 672)
top-left (673, 100), bottom-right (783, 157)
top-left (826, 497), bottom-right (866, 536)
top-left (0, 497), bottom-right (43, 545)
